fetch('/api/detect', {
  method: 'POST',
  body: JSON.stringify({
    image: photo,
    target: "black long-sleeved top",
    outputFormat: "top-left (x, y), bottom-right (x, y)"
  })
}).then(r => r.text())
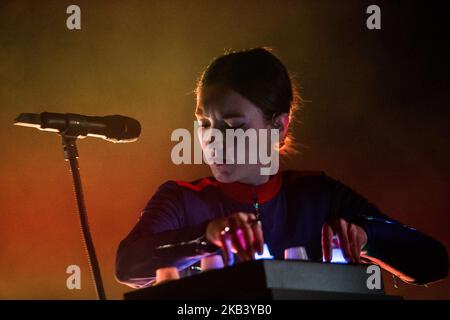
top-left (115, 170), bottom-right (448, 288)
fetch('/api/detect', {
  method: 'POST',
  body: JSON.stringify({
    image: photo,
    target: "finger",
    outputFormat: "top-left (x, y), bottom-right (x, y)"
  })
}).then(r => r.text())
top-left (228, 217), bottom-right (249, 258)
top-left (219, 230), bottom-right (232, 266)
top-left (240, 223), bottom-right (256, 258)
top-left (229, 228), bottom-right (250, 261)
top-left (246, 213), bottom-right (264, 255)
top-left (347, 224), bottom-right (361, 263)
top-left (336, 219), bottom-right (354, 263)
top-left (321, 223), bottom-right (334, 262)
top-left (251, 220), bottom-right (265, 255)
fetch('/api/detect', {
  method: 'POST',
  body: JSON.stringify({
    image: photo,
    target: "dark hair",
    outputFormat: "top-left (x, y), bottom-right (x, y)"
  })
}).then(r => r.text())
top-left (195, 47), bottom-right (301, 154)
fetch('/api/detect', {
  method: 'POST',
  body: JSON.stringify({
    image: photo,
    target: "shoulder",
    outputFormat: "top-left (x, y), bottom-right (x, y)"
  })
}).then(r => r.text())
top-left (155, 176), bottom-right (218, 195)
top-left (281, 170), bottom-right (342, 195)
top-left (282, 169), bottom-right (361, 192)
top-left (282, 169), bottom-right (328, 185)
top-left (173, 176), bottom-right (218, 192)
top-left (143, 177), bottom-right (218, 212)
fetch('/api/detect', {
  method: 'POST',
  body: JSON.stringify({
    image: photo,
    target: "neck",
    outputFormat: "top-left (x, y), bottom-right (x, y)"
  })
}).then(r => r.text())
top-left (237, 174), bottom-right (270, 186)
top-left (216, 170), bottom-right (283, 204)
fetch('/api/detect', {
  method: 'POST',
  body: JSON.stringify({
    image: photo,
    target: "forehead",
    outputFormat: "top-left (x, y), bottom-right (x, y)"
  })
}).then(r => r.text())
top-left (196, 85), bottom-right (258, 118)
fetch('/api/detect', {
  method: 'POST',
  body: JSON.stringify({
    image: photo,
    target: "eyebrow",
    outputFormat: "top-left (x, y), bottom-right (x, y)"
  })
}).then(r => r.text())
top-left (221, 113), bottom-right (246, 120)
top-left (195, 109), bottom-right (246, 120)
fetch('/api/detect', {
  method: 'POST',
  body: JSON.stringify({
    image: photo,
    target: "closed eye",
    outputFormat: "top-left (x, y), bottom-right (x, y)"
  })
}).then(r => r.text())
top-left (226, 124), bottom-right (245, 130)
top-left (224, 121), bottom-right (245, 130)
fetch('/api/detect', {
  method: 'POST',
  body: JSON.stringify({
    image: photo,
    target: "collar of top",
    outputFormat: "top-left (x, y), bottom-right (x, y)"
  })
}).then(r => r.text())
top-left (217, 171), bottom-right (283, 204)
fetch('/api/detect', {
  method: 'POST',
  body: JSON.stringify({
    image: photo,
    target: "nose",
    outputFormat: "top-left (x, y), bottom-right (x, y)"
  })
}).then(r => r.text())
top-left (200, 126), bottom-right (228, 164)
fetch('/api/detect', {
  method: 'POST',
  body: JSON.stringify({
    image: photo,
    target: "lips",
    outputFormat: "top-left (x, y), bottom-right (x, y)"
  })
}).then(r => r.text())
top-left (209, 157), bottom-right (234, 165)
top-left (211, 162), bottom-right (229, 167)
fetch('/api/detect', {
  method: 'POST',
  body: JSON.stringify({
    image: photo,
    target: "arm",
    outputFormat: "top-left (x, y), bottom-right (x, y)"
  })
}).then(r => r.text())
top-left (327, 176), bottom-right (449, 285)
top-left (115, 181), bottom-right (219, 288)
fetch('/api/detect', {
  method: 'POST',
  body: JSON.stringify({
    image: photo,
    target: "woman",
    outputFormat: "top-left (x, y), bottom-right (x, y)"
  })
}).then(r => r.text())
top-left (115, 48), bottom-right (448, 288)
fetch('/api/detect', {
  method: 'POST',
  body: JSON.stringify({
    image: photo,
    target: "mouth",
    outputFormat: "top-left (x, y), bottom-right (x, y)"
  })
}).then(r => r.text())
top-left (210, 161), bottom-right (234, 168)
top-left (209, 157), bottom-right (234, 166)
top-left (211, 163), bottom-right (227, 167)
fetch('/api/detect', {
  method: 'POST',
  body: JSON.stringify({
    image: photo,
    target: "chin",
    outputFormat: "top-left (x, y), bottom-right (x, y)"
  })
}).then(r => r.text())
top-left (210, 164), bottom-right (239, 183)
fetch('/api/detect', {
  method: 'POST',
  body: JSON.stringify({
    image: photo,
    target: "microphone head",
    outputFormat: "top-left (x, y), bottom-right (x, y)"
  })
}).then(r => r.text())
top-left (102, 115), bottom-right (141, 143)
top-left (14, 113), bottom-right (45, 129)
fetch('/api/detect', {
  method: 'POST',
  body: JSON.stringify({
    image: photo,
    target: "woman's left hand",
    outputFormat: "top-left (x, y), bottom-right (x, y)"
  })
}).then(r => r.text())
top-left (321, 218), bottom-right (368, 263)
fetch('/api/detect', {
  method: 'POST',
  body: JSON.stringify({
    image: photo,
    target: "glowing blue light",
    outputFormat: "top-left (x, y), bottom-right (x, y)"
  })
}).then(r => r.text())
top-left (330, 248), bottom-right (348, 264)
top-left (253, 244), bottom-right (349, 263)
top-left (254, 243), bottom-right (274, 260)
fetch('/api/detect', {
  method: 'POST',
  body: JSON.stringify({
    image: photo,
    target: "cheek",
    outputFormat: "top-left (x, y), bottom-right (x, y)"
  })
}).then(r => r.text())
top-left (197, 128), bottom-right (204, 145)
top-left (198, 128), bottom-right (212, 150)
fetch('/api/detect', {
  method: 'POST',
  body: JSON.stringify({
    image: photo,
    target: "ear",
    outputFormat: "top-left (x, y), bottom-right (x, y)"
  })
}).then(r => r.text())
top-left (272, 113), bottom-right (290, 140)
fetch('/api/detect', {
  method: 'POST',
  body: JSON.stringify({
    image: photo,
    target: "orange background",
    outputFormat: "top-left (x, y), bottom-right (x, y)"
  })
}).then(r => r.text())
top-left (0, 0), bottom-right (448, 299)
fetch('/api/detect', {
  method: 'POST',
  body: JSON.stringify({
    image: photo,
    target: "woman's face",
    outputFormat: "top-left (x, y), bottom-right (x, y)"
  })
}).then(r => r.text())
top-left (195, 84), bottom-right (281, 185)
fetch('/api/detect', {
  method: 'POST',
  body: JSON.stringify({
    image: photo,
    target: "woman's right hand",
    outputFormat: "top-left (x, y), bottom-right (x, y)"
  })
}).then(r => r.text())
top-left (206, 212), bottom-right (265, 265)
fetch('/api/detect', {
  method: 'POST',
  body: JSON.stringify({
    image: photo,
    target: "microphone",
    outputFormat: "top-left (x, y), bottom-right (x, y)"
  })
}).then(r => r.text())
top-left (14, 112), bottom-right (141, 143)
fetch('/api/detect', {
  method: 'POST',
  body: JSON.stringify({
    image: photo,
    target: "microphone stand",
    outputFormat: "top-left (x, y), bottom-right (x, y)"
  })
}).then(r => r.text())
top-left (62, 135), bottom-right (106, 300)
